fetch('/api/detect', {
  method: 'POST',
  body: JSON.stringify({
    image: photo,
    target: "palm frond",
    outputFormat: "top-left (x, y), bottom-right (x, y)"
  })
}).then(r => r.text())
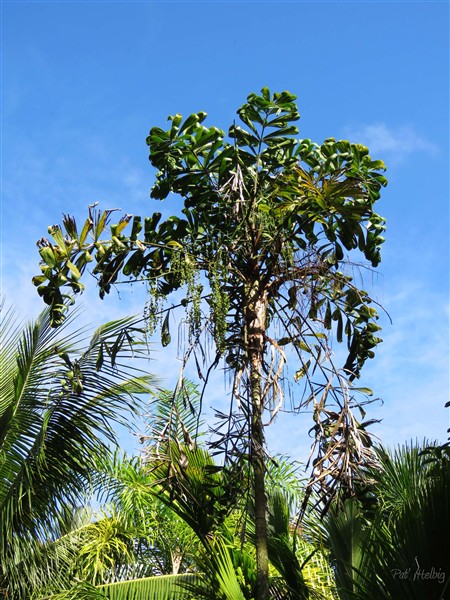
top-left (0, 303), bottom-right (156, 598)
top-left (359, 442), bottom-right (450, 599)
top-left (179, 537), bottom-right (248, 600)
top-left (143, 379), bottom-right (206, 448)
top-left (98, 573), bottom-right (197, 600)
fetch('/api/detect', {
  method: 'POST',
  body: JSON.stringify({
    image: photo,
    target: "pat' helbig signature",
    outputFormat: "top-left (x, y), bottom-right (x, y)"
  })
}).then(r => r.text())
top-left (391, 557), bottom-right (446, 584)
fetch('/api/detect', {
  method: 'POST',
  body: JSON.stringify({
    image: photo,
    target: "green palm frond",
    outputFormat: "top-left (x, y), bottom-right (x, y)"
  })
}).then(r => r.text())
top-left (321, 499), bottom-right (371, 599)
top-left (39, 580), bottom-right (108, 600)
top-left (370, 441), bottom-right (434, 518)
top-left (210, 539), bottom-right (248, 600)
top-left (143, 384), bottom-right (243, 541)
top-left (98, 573), bottom-right (197, 600)
top-left (144, 379), bottom-right (205, 447)
top-left (359, 442), bottom-right (450, 599)
top-left (76, 511), bottom-right (139, 585)
top-left (265, 456), bottom-right (305, 515)
top-left (266, 490), bottom-right (312, 600)
top-left (179, 537), bottom-right (248, 600)
top-left (308, 441), bottom-right (450, 600)
top-left (93, 451), bottom-right (153, 525)
top-left (147, 440), bottom-right (232, 538)
top-left (295, 538), bottom-right (338, 600)
top-left (0, 302), bottom-right (156, 598)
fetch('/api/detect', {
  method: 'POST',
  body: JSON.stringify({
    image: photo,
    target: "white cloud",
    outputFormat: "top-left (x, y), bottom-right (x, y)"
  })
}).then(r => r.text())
top-left (359, 278), bottom-right (449, 446)
top-left (342, 123), bottom-right (438, 164)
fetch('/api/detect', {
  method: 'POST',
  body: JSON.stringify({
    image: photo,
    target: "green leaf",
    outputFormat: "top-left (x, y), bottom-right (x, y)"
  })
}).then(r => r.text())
top-left (130, 216), bottom-right (142, 241)
top-left (95, 210), bottom-right (111, 240)
top-left (111, 214), bottom-right (132, 236)
top-left (368, 159), bottom-right (386, 170)
top-left (352, 387), bottom-right (373, 396)
top-left (229, 125), bottom-right (260, 148)
top-left (261, 86), bottom-right (271, 101)
top-left (99, 573), bottom-right (198, 599)
top-left (39, 246), bottom-right (57, 268)
top-left (179, 112), bottom-right (207, 135)
top-left (95, 343), bottom-right (104, 371)
top-left (32, 275), bottom-right (46, 285)
top-left (144, 213), bottom-right (162, 241)
top-left (324, 301), bottom-right (332, 330)
top-left (79, 217), bottom-right (93, 245)
top-left (294, 360), bottom-right (311, 382)
top-left (295, 339), bottom-right (311, 353)
top-left (161, 311), bottom-right (171, 347)
top-left (263, 125), bottom-right (298, 140)
top-left (66, 260), bottom-right (81, 280)
top-left (336, 311), bottom-right (343, 343)
top-left (122, 250), bottom-right (144, 277)
top-left (48, 224), bottom-right (67, 249)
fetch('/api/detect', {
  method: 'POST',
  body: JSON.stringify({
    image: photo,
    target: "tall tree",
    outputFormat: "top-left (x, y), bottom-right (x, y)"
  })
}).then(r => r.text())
top-left (33, 88), bottom-right (387, 599)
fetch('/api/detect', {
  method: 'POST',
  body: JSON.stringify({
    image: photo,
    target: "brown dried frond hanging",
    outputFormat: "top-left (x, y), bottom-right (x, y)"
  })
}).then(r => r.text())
top-left (218, 162), bottom-right (247, 218)
top-left (261, 335), bottom-right (286, 425)
top-left (298, 378), bottom-right (380, 521)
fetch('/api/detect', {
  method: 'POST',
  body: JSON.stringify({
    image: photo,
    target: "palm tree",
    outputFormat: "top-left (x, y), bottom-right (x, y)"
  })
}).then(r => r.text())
top-left (0, 301), bottom-right (155, 598)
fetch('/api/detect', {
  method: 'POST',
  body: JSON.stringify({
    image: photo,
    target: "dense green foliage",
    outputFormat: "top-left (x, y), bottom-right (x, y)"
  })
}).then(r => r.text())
top-left (0, 304), bottom-right (154, 598)
top-left (1, 306), bottom-right (448, 598)
top-left (308, 441), bottom-right (450, 599)
top-left (34, 88), bottom-right (387, 388)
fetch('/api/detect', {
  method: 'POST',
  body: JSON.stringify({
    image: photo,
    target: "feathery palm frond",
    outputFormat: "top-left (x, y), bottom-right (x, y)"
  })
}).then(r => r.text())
top-left (307, 441), bottom-right (450, 600)
top-left (361, 441), bottom-right (450, 600)
top-left (0, 302), bottom-right (156, 598)
top-left (179, 536), bottom-right (249, 600)
top-left (142, 383), bottom-right (244, 540)
top-left (92, 449), bottom-right (202, 578)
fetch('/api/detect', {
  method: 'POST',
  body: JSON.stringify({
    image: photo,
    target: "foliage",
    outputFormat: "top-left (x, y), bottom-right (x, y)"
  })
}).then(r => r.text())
top-left (32, 88), bottom-right (388, 599)
top-left (103, 455), bottom-right (200, 577)
top-left (96, 573), bottom-right (197, 600)
top-left (0, 302), bottom-right (154, 598)
top-left (307, 441), bottom-right (450, 599)
top-left (142, 382), bottom-right (246, 543)
top-left (141, 385), bottom-right (337, 600)
top-left (2, 374), bottom-right (342, 600)
top-left (32, 86), bottom-right (387, 484)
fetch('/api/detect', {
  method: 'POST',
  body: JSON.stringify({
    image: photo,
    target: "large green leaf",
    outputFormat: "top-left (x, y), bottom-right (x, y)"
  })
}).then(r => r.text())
top-left (98, 573), bottom-right (198, 600)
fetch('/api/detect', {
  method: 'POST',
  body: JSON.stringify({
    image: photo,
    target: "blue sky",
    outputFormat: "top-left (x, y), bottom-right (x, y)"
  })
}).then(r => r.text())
top-left (2, 1), bottom-right (449, 460)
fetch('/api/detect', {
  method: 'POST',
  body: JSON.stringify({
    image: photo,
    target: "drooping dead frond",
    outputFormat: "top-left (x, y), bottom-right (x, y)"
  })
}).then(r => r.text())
top-left (297, 377), bottom-right (380, 523)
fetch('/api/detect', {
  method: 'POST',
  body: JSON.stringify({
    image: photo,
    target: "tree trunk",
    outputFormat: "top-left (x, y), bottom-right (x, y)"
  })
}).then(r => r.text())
top-left (171, 548), bottom-right (183, 575)
top-left (246, 287), bottom-right (270, 600)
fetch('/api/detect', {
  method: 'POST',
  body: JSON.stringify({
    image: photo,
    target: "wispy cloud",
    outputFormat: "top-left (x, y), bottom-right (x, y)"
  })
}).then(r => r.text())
top-left (360, 278), bottom-right (449, 446)
top-left (342, 123), bottom-right (438, 164)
